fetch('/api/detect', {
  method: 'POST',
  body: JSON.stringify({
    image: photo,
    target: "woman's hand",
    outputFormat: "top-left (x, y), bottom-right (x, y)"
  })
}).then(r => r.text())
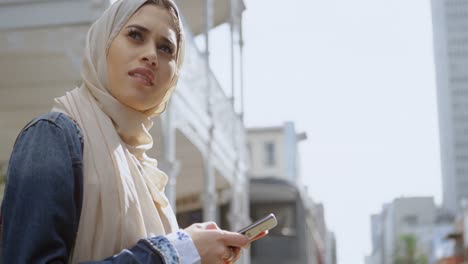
top-left (184, 222), bottom-right (249, 264)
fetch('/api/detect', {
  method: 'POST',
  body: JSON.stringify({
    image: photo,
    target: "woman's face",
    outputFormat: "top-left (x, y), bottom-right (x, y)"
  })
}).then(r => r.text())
top-left (107, 4), bottom-right (178, 112)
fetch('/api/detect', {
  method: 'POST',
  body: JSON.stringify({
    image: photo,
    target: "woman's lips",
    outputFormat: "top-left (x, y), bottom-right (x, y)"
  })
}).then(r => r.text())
top-left (128, 67), bottom-right (155, 86)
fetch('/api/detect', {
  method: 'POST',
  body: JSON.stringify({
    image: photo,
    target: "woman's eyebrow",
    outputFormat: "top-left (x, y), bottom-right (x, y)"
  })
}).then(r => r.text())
top-left (126, 24), bottom-right (177, 47)
top-left (126, 24), bottom-right (149, 33)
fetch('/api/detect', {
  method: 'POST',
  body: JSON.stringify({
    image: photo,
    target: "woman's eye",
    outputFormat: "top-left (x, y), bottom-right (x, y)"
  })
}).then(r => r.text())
top-left (159, 45), bottom-right (174, 55)
top-left (128, 29), bottom-right (143, 41)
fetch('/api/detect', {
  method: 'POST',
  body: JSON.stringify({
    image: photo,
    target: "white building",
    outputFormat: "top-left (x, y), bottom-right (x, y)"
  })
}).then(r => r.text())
top-left (431, 0), bottom-right (468, 214)
top-left (365, 254), bottom-right (381, 264)
top-left (325, 231), bottom-right (337, 264)
top-left (366, 213), bottom-right (384, 264)
top-left (0, 0), bottom-right (252, 262)
top-left (247, 122), bottom-right (306, 184)
top-left (368, 197), bottom-right (437, 264)
top-left (431, 209), bottom-right (456, 264)
top-left (246, 122), bottom-right (337, 264)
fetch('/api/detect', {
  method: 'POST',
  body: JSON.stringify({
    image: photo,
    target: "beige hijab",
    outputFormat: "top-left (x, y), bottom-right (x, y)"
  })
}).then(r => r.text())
top-left (51, 0), bottom-right (185, 262)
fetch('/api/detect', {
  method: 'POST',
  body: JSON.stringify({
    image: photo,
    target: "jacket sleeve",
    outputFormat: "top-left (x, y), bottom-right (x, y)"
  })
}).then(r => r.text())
top-left (2, 118), bottom-right (80, 263)
top-left (1, 117), bottom-right (178, 264)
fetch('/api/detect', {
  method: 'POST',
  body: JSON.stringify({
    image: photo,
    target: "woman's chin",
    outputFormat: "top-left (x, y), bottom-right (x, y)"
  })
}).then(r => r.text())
top-left (127, 99), bottom-right (161, 113)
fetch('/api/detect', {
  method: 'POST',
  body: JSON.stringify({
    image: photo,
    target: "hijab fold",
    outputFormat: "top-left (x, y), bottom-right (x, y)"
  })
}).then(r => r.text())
top-left (51, 0), bottom-right (184, 262)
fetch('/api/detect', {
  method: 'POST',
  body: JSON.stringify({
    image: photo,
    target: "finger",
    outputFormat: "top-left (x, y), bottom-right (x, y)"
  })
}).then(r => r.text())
top-left (226, 246), bottom-right (241, 258)
top-left (202, 221), bottom-right (220, 230)
top-left (224, 251), bottom-right (240, 263)
top-left (222, 247), bottom-right (235, 262)
top-left (231, 247), bottom-right (241, 262)
top-left (221, 231), bottom-right (250, 247)
top-left (232, 246), bottom-right (241, 256)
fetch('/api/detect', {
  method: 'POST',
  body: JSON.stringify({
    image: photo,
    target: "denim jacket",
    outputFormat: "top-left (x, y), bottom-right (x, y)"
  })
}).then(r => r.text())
top-left (1, 112), bottom-right (200, 264)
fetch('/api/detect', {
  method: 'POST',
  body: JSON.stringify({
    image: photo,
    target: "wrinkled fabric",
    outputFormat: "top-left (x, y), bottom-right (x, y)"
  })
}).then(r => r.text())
top-left (50, 0), bottom-right (185, 262)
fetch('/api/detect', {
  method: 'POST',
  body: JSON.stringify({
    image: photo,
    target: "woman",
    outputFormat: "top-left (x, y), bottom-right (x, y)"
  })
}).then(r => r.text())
top-left (1, 0), bottom-right (262, 263)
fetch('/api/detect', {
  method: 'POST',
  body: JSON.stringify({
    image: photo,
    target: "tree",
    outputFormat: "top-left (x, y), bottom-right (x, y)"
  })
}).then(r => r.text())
top-left (393, 234), bottom-right (428, 264)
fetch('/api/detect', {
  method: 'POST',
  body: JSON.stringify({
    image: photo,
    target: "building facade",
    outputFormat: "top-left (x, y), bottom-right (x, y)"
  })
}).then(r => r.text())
top-left (367, 197), bottom-right (438, 264)
top-left (431, 0), bottom-right (468, 214)
top-left (247, 122), bottom-right (306, 184)
top-left (367, 213), bottom-right (384, 264)
top-left (247, 122), bottom-right (336, 264)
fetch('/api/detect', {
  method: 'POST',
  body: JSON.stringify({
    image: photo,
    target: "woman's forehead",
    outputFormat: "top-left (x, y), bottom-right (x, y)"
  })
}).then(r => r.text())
top-left (127, 4), bottom-right (177, 38)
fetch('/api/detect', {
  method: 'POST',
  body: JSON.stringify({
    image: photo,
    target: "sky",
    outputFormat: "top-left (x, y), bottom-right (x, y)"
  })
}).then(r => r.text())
top-left (205, 0), bottom-right (443, 263)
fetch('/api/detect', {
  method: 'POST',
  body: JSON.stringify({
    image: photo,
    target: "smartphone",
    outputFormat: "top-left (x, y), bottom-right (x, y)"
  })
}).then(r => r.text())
top-left (237, 213), bottom-right (278, 240)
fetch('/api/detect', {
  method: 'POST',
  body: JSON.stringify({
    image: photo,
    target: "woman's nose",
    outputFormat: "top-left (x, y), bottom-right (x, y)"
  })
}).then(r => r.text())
top-left (142, 47), bottom-right (158, 68)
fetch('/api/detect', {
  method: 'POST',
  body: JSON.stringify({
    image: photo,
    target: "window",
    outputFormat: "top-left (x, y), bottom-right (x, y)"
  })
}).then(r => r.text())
top-left (264, 141), bottom-right (276, 166)
top-left (456, 154), bottom-right (468, 162)
top-left (403, 215), bottom-right (418, 226)
top-left (457, 167), bottom-right (467, 175)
